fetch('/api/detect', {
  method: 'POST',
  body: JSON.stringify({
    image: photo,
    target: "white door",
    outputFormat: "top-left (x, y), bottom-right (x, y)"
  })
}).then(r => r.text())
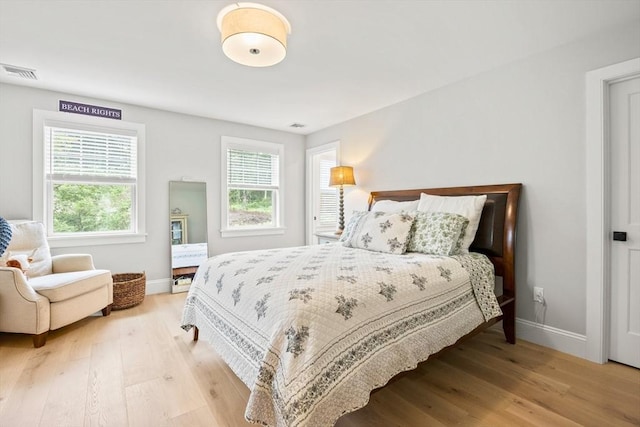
top-left (609, 75), bottom-right (640, 368)
top-left (305, 143), bottom-right (339, 244)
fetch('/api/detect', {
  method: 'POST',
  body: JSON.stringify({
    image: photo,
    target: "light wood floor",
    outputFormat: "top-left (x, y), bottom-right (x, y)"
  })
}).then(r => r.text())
top-left (1, 293), bottom-right (638, 427)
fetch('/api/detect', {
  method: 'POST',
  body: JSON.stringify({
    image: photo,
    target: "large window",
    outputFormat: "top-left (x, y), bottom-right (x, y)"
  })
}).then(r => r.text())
top-left (33, 110), bottom-right (145, 247)
top-left (221, 136), bottom-right (284, 237)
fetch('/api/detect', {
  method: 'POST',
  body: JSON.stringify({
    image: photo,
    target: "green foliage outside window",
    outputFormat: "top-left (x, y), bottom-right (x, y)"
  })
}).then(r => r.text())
top-left (53, 183), bottom-right (132, 233)
top-left (228, 189), bottom-right (273, 226)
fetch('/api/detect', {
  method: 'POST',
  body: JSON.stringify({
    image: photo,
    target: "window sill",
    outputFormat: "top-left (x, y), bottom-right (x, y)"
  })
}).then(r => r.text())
top-left (220, 227), bottom-right (286, 238)
top-left (48, 233), bottom-right (147, 248)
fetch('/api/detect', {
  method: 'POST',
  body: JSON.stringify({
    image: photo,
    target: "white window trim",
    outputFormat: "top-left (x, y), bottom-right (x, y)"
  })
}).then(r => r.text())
top-left (220, 136), bottom-right (285, 238)
top-left (33, 109), bottom-right (146, 247)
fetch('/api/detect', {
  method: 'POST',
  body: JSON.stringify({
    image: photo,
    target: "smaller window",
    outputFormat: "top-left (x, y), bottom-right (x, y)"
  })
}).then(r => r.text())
top-left (221, 136), bottom-right (285, 237)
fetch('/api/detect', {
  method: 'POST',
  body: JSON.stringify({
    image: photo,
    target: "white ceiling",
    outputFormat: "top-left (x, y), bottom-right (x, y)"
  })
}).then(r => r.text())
top-left (0, 0), bottom-right (638, 135)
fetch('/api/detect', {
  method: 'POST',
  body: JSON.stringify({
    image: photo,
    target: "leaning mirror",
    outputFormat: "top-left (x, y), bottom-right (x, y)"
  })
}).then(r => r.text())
top-left (169, 181), bottom-right (208, 293)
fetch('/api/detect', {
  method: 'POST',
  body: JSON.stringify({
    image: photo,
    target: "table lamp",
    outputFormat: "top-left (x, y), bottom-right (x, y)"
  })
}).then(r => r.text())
top-left (329, 166), bottom-right (356, 234)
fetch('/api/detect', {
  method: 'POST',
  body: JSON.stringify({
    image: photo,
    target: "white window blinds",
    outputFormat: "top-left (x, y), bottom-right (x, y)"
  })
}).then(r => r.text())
top-left (227, 148), bottom-right (279, 189)
top-left (318, 158), bottom-right (337, 228)
top-left (45, 125), bottom-right (137, 183)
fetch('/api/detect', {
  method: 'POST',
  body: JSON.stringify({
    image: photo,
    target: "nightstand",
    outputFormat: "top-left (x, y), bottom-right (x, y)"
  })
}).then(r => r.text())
top-left (315, 232), bottom-right (340, 244)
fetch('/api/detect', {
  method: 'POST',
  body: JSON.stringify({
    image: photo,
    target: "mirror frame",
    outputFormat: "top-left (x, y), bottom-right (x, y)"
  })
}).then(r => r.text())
top-left (169, 181), bottom-right (208, 293)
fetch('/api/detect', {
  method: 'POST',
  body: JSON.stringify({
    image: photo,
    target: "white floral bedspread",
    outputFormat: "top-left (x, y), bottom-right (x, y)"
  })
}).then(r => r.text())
top-left (181, 243), bottom-right (501, 427)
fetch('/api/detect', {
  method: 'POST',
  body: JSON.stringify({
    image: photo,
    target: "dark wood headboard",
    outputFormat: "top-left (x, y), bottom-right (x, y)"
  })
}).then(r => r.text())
top-left (368, 183), bottom-right (522, 306)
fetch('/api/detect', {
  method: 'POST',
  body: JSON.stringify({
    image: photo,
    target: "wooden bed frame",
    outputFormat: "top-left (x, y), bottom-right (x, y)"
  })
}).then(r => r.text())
top-left (368, 183), bottom-right (522, 344)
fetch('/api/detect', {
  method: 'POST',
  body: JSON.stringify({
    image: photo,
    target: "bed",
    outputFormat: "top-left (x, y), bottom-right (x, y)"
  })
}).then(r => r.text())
top-left (181, 183), bottom-right (521, 427)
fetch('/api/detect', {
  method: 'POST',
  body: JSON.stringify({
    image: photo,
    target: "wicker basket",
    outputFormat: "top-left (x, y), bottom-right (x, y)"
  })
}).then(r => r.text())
top-left (112, 272), bottom-right (146, 310)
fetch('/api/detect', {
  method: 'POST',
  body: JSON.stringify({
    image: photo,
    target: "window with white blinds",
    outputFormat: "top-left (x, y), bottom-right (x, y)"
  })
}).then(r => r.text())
top-left (45, 126), bottom-right (137, 183)
top-left (221, 136), bottom-right (285, 237)
top-left (33, 109), bottom-right (145, 245)
top-left (227, 149), bottom-right (279, 188)
top-left (318, 158), bottom-right (337, 228)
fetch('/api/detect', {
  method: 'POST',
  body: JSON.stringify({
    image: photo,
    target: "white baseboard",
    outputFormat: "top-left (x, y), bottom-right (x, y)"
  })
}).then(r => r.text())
top-left (146, 278), bottom-right (172, 295)
top-left (516, 318), bottom-right (587, 360)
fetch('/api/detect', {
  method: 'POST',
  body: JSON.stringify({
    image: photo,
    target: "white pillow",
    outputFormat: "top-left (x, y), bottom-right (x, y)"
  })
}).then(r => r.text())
top-left (417, 193), bottom-right (487, 253)
top-left (346, 211), bottom-right (415, 254)
top-left (371, 199), bottom-right (419, 213)
top-left (3, 222), bottom-right (53, 277)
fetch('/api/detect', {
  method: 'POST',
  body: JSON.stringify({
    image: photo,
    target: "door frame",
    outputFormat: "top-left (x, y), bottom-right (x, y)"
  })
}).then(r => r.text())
top-left (585, 57), bottom-right (640, 363)
top-left (305, 141), bottom-right (340, 245)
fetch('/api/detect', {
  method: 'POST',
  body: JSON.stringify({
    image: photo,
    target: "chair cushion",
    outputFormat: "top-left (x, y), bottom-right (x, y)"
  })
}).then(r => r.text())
top-left (30, 269), bottom-right (111, 302)
top-left (3, 222), bottom-right (52, 277)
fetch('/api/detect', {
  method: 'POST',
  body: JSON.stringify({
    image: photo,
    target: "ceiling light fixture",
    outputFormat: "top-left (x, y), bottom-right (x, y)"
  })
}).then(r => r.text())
top-left (216, 2), bottom-right (291, 67)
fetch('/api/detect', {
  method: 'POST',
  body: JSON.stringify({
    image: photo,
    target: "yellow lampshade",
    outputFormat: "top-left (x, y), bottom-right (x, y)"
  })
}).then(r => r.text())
top-left (329, 166), bottom-right (356, 187)
top-left (217, 3), bottom-right (291, 67)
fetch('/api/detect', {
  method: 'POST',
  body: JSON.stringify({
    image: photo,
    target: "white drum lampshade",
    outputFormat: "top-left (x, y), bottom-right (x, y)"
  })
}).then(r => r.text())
top-left (217, 3), bottom-right (292, 67)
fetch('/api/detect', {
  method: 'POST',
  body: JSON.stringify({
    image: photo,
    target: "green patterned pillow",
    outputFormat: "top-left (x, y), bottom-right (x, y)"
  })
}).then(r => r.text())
top-left (407, 211), bottom-right (469, 255)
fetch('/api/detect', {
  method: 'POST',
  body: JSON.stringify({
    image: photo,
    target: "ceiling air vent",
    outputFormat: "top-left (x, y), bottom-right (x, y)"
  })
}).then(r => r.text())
top-left (1, 64), bottom-right (38, 80)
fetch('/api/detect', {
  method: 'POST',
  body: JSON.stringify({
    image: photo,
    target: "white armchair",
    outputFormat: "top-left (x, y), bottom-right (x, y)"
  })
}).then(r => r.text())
top-left (0, 221), bottom-right (113, 347)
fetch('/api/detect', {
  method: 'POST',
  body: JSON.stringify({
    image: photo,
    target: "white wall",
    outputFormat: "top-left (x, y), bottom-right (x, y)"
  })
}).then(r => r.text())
top-left (0, 84), bottom-right (306, 286)
top-left (306, 22), bottom-right (640, 340)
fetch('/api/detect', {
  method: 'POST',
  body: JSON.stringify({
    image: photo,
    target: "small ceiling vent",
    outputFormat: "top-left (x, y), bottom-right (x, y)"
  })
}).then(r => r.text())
top-left (290, 123), bottom-right (305, 128)
top-left (1, 64), bottom-right (38, 80)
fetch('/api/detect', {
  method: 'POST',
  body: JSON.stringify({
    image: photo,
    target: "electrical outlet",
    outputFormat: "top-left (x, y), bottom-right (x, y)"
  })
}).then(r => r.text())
top-left (533, 287), bottom-right (544, 303)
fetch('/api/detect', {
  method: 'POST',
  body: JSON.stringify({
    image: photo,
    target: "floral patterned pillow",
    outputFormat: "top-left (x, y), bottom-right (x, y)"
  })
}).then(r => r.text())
top-left (407, 211), bottom-right (469, 256)
top-left (346, 211), bottom-right (415, 254)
